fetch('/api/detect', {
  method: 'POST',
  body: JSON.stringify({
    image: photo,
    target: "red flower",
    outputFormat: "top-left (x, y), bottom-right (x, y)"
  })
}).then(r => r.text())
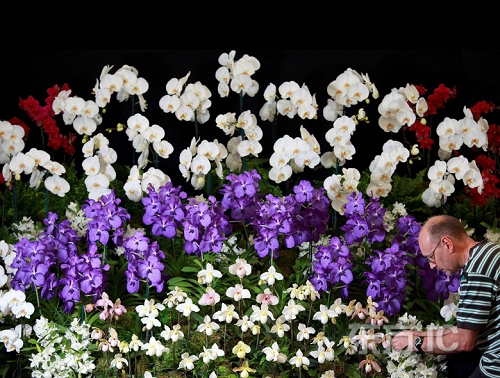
top-left (415, 84), bottom-right (427, 96)
top-left (487, 123), bottom-right (500, 153)
top-left (475, 155), bottom-right (496, 172)
top-left (424, 84), bottom-right (456, 116)
top-left (470, 100), bottom-right (496, 120)
top-left (18, 96), bottom-right (41, 120)
top-left (418, 136), bottom-right (434, 150)
top-left (409, 120), bottom-right (430, 139)
top-left (18, 83), bottom-right (77, 157)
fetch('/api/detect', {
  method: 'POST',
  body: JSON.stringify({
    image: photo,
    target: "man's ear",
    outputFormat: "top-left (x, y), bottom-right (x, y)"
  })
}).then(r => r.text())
top-left (442, 237), bottom-right (452, 253)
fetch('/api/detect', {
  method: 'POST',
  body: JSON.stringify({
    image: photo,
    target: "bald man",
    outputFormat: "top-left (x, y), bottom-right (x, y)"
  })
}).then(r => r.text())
top-left (391, 214), bottom-right (500, 378)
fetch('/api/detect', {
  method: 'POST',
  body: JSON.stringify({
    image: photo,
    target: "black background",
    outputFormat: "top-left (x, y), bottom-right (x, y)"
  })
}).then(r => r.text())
top-left (2, 49), bottom-right (499, 191)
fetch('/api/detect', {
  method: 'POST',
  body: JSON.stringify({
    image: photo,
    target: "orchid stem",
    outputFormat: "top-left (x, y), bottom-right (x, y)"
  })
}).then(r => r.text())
top-left (13, 181), bottom-right (18, 223)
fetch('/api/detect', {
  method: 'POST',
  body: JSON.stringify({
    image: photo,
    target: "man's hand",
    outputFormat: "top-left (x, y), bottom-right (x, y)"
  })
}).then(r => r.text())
top-left (391, 330), bottom-right (416, 351)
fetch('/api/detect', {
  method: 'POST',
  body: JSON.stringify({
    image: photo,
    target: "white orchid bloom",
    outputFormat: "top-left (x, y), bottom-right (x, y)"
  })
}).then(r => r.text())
top-left (215, 66), bottom-right (230, 85)
top-left (190, 155), bottom-right (211, 175)
top-left (126, 76), bottom-right (149, 97)
top-left (289, 349), bottom-right (310, 368)
top-left (294, 149), bottom-right (320, 170)
top-left (416, 97), bottom-right (428, 117)
top-left (323, 172), bottom-right (342, 192)
top-left (439, 134), bottom-right (464, 152)
top-left (259, 265), bottom-right (283, 286)
top-left (44, 175), bottom-right (70, 197)
top-left (225, 151), bottom-right (242, 173)
top-left (404, 83), bottom-right (420, 104)
top-left (217, 81), bottom-right (230, 97)
top-left (142, 124), bottom-right (165, 144)
top-left (436, 117), bottom-right (459, 139)
top-left (82, 156), bottom-right (100, 176)
top-left (196, 140), bottom-right (220, 161)
top-left (269, 152), bottom-right (290, 168)
top-left (323, 98), bottom-right (344, 122)
top-left (176, 298), bottom-right (200, 318)
top-left (179, 92), bottom-right (200, 112)
top-left (165, 73), bottom-right (190, 96)
top-left (427, 160), bottom-right (448, 181)
top-left (159, 94), bottom-right (181, 113)
top-left (26, 148), bottom-right (50, 167)
top-left (9, 152), bottom-right (35, 175)
top-left (197, 263), bottom-right (222, 284)
top-left (215, 112), bottom-right (237, 135)
top-left (269, 165), bottom-right (293, 184)
top-left (429, 178), bottom-right (456, 197)
top-left (124, 179), bottom-right (143, 202)
top-left (141, 336), bottom-right (167, 357)
top-left (333, 142), bottom-right (356, 161)
top-left (174, 104), bottom-right (195, 122)
top-left (276, 98), bottom-right (297, 119)
top-left (236, 139), bottom-right (262, 158)
top-left (447, 156), bottom-right (470, 180)
top-left (273, 135), bottom-right (295, 156)
top-left (64, 96), bottom-right (86, 116)
top-left (42, 160), bottom-right (66, 176)
top-left (388, 145), bottom-right (410, 163)
top-left (73, 116), bottom-right (97, 135)
top-left (29, 168), bottom-right (45, 189)
top-left (462, 124), bottom-right (487, 149)
top-left (244, 125), bottom-right (263, 142)
top-left (440, 301), bottom-right (458, 322)
top-left (463, 167), bottom-right (483, 192)
top-left (230, 74), bottom-right (252, 95)
top-left (320, 151), bottom-right (343, 169)
top-left (1, 163), bottom-right (12, 182)
top-left (153, 140), bottom-right (174, 159)
top-left (99, 72), bottom-right (123, 93)
top-left (127, 113), bottom-right (149, 138)
top-left (141, 167), bottom-right (169, 192)
top-left (84, 173), bottom-right (110, 194)
top-left (345, 81), bottom-right (369, 107)
top-left (366, 181), bottom-right (392, 199)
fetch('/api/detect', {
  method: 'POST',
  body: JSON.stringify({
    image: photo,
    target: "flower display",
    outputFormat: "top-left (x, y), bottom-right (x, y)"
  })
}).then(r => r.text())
top-left (0, 49), bottom-right (499, 378)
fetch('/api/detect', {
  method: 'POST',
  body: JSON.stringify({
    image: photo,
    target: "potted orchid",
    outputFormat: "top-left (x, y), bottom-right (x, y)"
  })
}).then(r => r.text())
top-left (0, 50), bottom-right (499, 378)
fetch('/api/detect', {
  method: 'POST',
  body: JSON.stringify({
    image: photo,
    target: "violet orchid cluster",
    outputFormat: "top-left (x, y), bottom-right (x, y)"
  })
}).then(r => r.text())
top-left (141, 182), bottom-right (187, 239)
top-left (363, 213), bottom-right (419, 316)
top-left (250, 192), bottom-right (292, 258)
top-left (250, 179), bottom-right (330, 259)
top-left (291, 180), bottom-right (331, 244)
top-left (220, 169), bottom-right (262, 225)
top-left (309, 235), bottom-right (354, 298)
top-left (182, 195), bottom-right (233, 256)
top-left (10, 212), bottom-right (106, 314)
top-left (82, 189), bottom-right (131, 249)
top-left (340, 192), bottom-right (386, 246)
top-left (122, 229), bottom-right (168, 293)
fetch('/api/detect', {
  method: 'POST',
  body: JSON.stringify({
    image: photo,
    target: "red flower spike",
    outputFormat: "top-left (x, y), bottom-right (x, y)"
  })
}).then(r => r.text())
top-left (18, 83), bottom-right (77, 156)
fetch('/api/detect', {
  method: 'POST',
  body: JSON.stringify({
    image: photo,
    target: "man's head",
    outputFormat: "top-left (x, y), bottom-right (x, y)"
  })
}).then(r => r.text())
top-left (418, 215), bottom-right (469, 275)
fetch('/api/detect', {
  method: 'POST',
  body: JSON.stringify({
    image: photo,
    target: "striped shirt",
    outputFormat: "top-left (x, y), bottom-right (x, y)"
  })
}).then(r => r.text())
top-left (457, 240), bottom-right (500, 378)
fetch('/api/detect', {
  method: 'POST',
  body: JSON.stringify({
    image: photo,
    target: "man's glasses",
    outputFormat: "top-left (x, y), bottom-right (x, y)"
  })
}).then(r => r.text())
top-left (425, 239), bottom-right (441, 263)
